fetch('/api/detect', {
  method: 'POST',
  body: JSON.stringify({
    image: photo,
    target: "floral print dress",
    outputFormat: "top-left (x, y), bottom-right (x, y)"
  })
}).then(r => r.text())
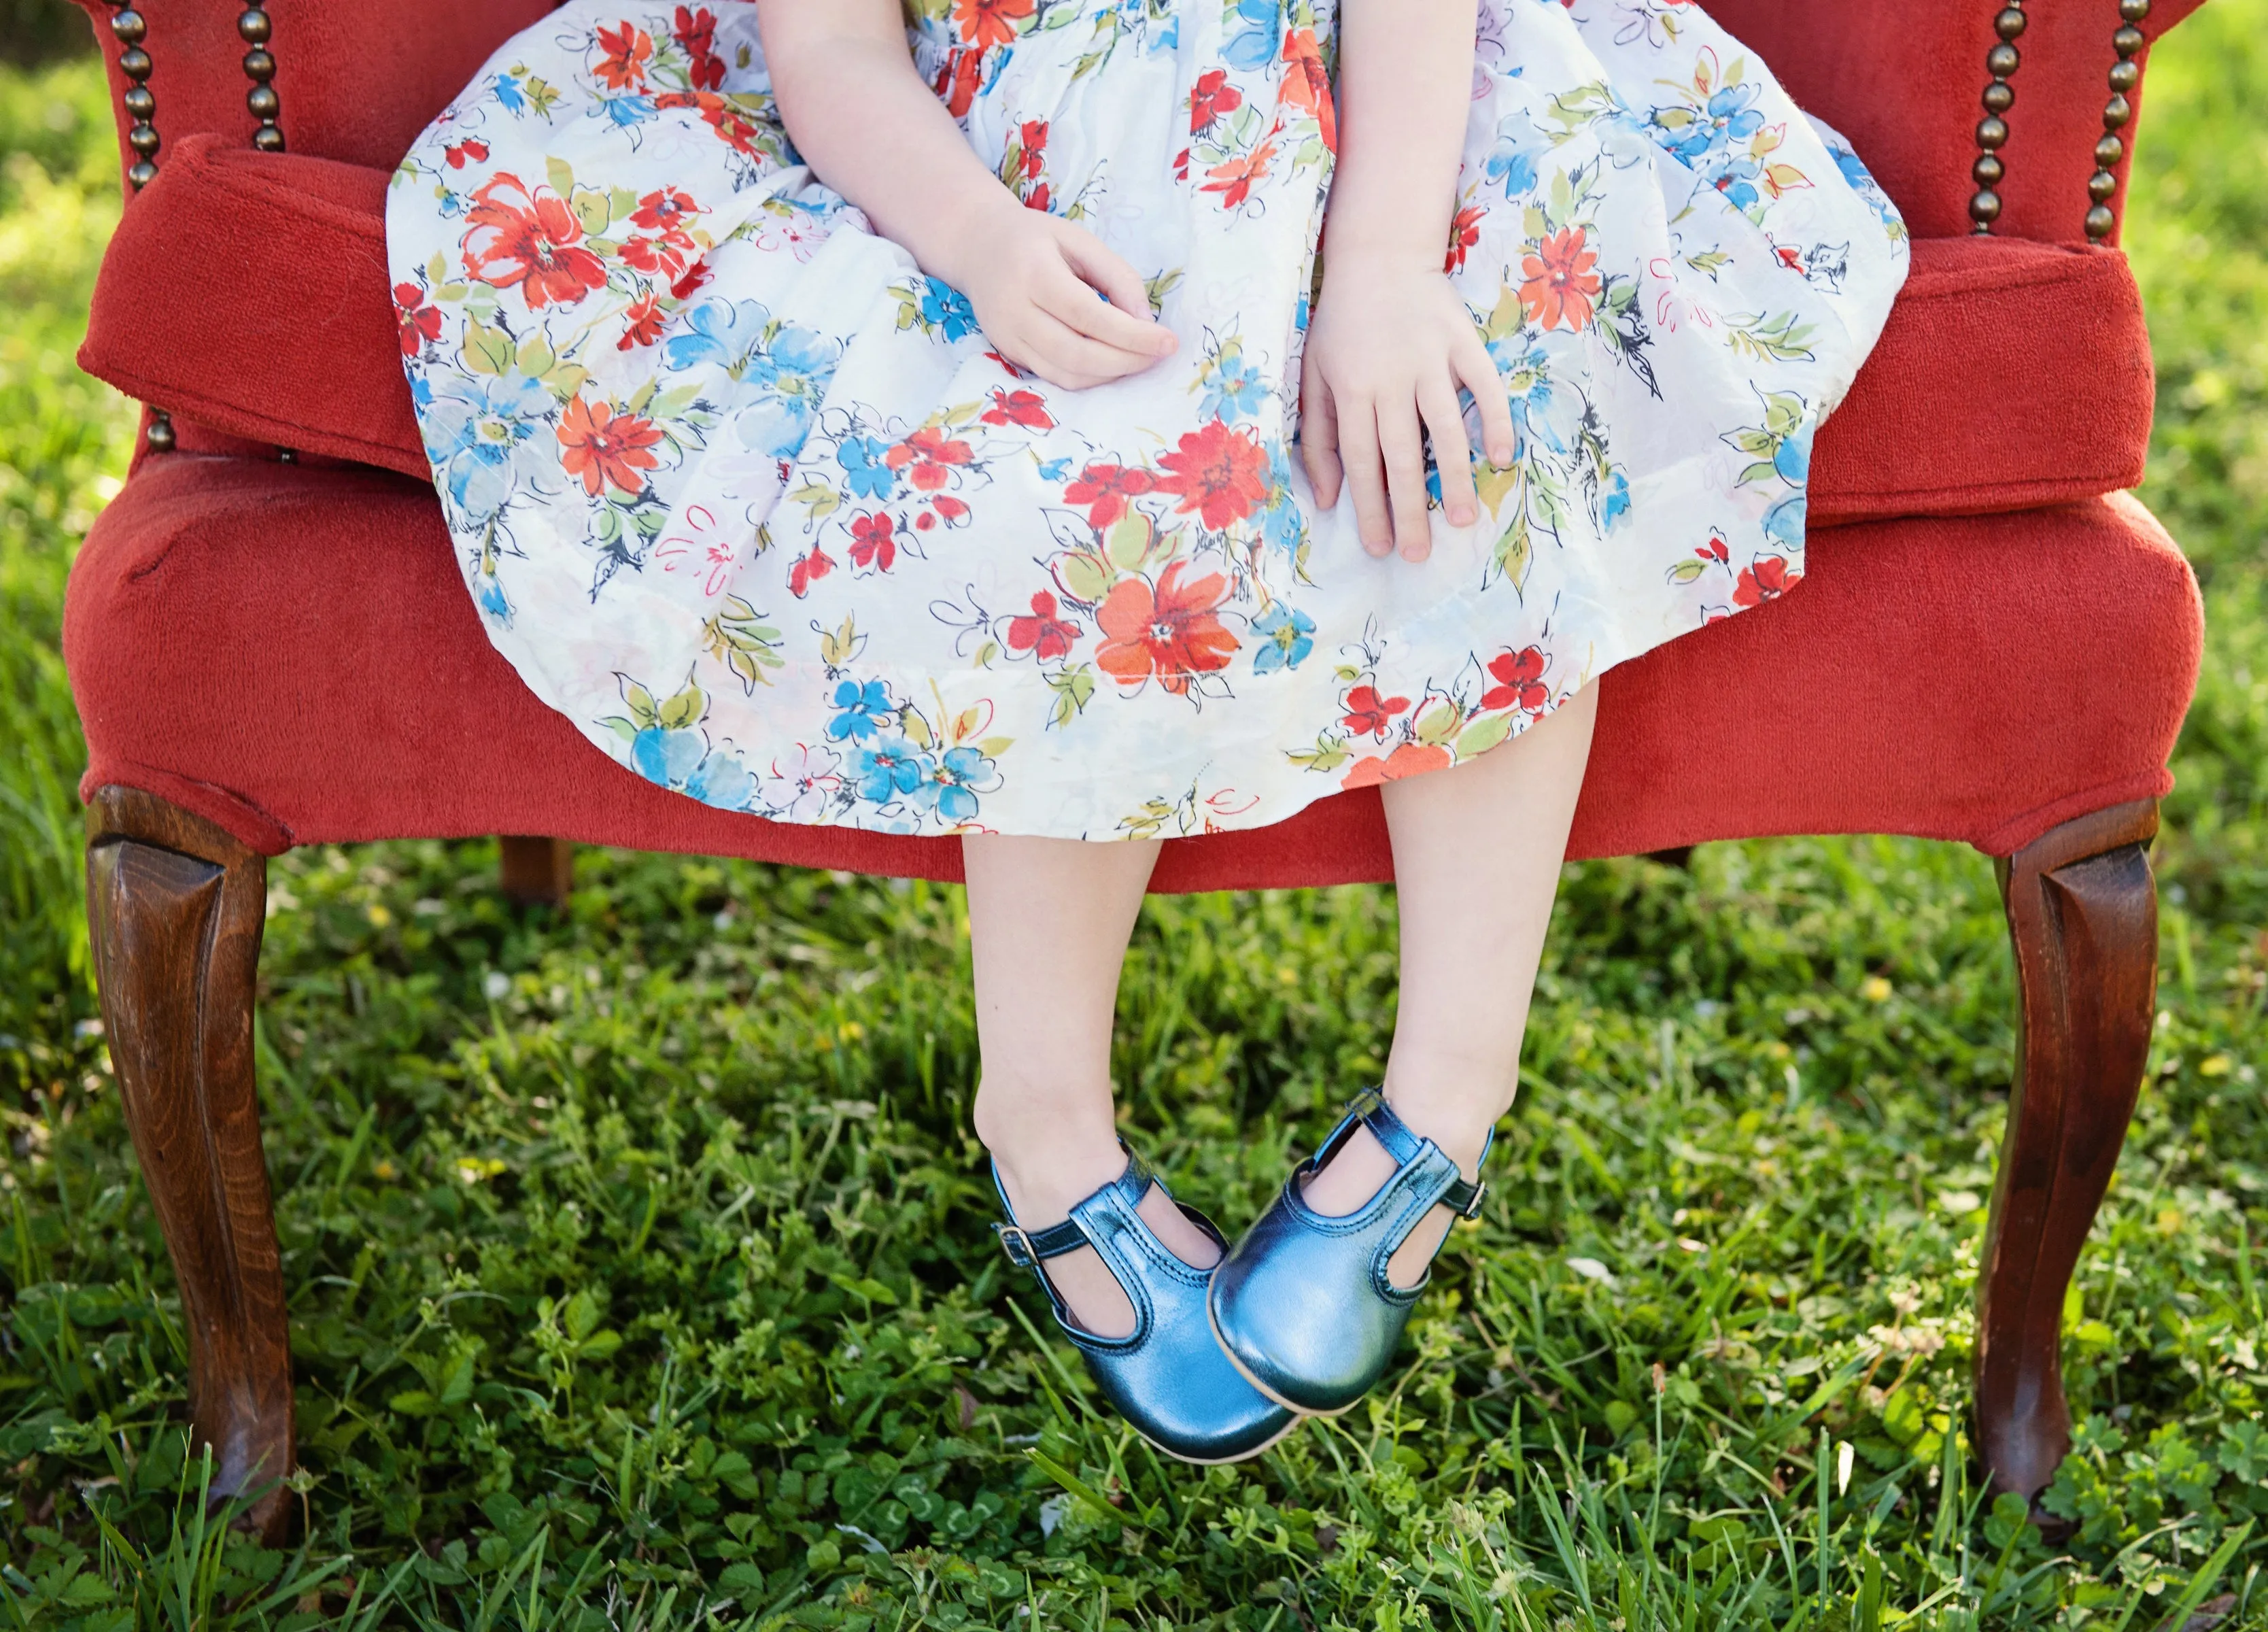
top-left (387, 0), bottom-right (1907, 840)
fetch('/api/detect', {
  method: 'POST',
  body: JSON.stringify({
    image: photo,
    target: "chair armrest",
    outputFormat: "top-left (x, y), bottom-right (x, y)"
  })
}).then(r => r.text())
top-left (1700, 0), bottom-right (2209, 242)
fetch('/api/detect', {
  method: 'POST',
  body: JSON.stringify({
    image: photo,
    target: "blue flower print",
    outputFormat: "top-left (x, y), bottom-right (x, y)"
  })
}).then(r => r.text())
top-left (930, 745), bottom-right (998, 822)
top-left (419, 373), bottom-right (556, 525)
top-left (828, 679), bottom-right (897, 743)
top-left (598, 94), bottom-right (656, 129)
top-left (1602, 469), bottom-right (1632, 529)
top-left (490, 73), bottom-right (526, 114)
top-left (1485, 117), bottom-right (1542, 198)
top-left (838, 435), bottom-right (898, 501)
top-left (474, 569), bottom-right (513, 624)
top-left (736, 324), bottom-right (843, 456)
top-left (1762, 492), bottom-right (1806, 548)
top-left (1251, 604), bottom-right (1314, 675)
top-left (918, 278), bottom-right (980, 342)
top-left (1655, 80), bottom-right (1764, 167)
top-left (1201, 348), bottom-right (1269, 424)
top-left (630, 724), bottom-right (757, 812)
top-left (1223, 0), bottom-right (1281, 69)
top-left (1774, 430), bottom-right (1810, 487)
top-left (664, 297), bottom-right (770, 374)
top-left (851, 735), bottom-right (931, 804)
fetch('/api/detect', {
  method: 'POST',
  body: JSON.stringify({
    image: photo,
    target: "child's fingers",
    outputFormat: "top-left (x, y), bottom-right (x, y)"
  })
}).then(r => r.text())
top-left (1035, 265), bottom-right (1178, 361)
top-left (1056, 227), bottom-right (1172, 332)
top-left (1422, 376), bottom-right (1479, 529)
top-left (1378, 404), bottom-right (1431, 562)
top-left (1454, 335), bottom-right (1517, 469)
top-left (1009, 311), bottom-right (1154, 391)
top-left (1300, 356), bottom-right (1343, 509)
top-left (1338, 402), bottom-right (1394, 557)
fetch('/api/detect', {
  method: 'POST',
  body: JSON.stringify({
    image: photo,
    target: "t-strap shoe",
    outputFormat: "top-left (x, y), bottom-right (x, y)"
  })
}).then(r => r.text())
top-left (992, 1148), bottom-right (1298, 1465)
top-left (1207, 1090), bottom-right (1490, 1417)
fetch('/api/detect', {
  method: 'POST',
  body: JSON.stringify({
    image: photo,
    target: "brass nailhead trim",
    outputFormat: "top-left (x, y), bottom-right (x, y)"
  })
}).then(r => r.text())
top-left (239, 4), bottom-right (285, 153)
top-left (2088, 0), bottom-right (2151, 241)
top-left (104, 2), bottom-right (173, 454)
top-left (1970, 2), bottom-right (2027, 232)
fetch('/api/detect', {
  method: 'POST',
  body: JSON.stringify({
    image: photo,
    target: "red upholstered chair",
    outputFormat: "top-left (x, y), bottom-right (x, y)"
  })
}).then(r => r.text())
top-left (65, 0), bottom-right (2207, 1539)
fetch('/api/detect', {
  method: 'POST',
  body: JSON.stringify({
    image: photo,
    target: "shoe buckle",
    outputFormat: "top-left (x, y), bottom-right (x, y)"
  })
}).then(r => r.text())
top-left (994, 1224), bottom-right (1037, 1268)
top-left (1458, 1179), bottom-right (1489, 1222)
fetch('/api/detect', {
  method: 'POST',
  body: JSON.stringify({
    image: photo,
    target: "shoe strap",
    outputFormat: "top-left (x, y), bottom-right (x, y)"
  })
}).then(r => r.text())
top-left (991, 1146), bottom-right (1156, 1270)
top-left (1349, 1089), bottom-right (1495, 1221)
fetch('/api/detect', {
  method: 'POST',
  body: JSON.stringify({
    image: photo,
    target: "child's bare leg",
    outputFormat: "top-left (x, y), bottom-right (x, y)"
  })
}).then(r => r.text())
top-left (965, 834), bottom-right (1222, 1338)
top-left (1301, 683), bottom-right (1599, 1285)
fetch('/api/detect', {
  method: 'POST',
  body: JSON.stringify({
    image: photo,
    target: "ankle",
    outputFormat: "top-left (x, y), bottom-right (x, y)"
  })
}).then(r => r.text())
top-left (1379, 1076), bottom-right (1510, 1178)
top-left (974, 1087), bottom-right (1126, 1227)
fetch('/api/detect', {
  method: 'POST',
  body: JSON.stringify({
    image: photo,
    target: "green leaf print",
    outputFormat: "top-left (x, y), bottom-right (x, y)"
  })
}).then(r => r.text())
top-left (1724, 311), bottom-right (1819, 364)
top-left (463, 318), bottom-right (515, 377)
top-left (1044, 666), bottom-right (1097, 730)
top-left (1456, 711), bottom-right (1516, 762)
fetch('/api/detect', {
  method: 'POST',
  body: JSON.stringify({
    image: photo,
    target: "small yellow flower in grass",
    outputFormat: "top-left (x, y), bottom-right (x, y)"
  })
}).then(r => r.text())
top-left (366, 903), bottom-right (393, 928)
top-left (455, 1157), bottom-right (507, 1185)
top-left (838, 1021), bottom-right (865, 1042)
top-left (2199, 1053), bottom-right (2232, 1078)
top-left (372, 1159), bottom-right (398, 1183)
top-left (1860, 975), bottom-right (1893, 1003)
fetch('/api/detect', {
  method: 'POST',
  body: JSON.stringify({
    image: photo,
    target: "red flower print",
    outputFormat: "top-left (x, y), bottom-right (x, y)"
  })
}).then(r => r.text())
top-left (1095, 562), bottom-right (1238, 696)
top-left (617, 292), bottom-right (667, 351)
top-left (462, 175), bottom-right (608, 309)
top-left (633, 188), bottom-right (700, 235)
top-left (1520, 226), bottom-right (1602, 332)
top-left (556, 396), bottom-right (664, 497)
top-left (1340, 685), bottom-right (1410, 739)
top-left (885, 427), bottom-right (974, 492)
top-left (1008, 590), bottom-right (1083, 660)
top-left (1190, 69), bottom-right (1243, 133)
top-left (1019, 120), bottom-right (1049, 178)
top-left (1063, 464), bottom-right (1155, 528)
top-left (393, 282), bottom-right (442, 357)
top-left (1155, 420), bottom-right (1270, 531)
top-left (1203, 131), bottom-right (1279, 211)
top-left (1278, 29), bottom-right (1337, 154)
top-left (1698, 533), bottom-right (1730, 564)
top-left (982, 388), bottom-right (1054, 431)
top-left (1174, 146), bottom-right (1192, 182)
top-left (788, 543), bottom-right (834, 598)
top-left (1341, 743), bottom-right (1453, 790)
top-left (1734, 554), bottom-right (1800, 608)
top-left (670, 259), bottom-right (713, 300)
top-left (1445, 204), bottom-right (1486, 275)
top-left (672, 5), bottom-right (726, 90)
top-left (934, 48), bottom-right (984, 120)
top-left (443, 137), bottom-right (489, 169)
top-left (595, 22), bottom-right (653, 90)
top-left (1024, 182), bottom-right (1052, 214)
top-left (1481, 647), bottom-right (1551, 714)
top-left (848, 512), bottom-right (898, 572)
top-left (953, 0), bottom-right (1033, 51)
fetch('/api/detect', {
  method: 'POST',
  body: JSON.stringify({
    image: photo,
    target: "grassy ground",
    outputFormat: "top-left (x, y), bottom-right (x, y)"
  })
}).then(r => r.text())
top-left (1, 8), bottom-right (2264, 1628)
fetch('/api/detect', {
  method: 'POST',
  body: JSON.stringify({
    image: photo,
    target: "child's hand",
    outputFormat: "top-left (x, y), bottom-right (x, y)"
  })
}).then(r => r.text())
top-left (1301, 253), bottom-right (1515, 562)
top-left (947, 200), bottom-right (1179, 392)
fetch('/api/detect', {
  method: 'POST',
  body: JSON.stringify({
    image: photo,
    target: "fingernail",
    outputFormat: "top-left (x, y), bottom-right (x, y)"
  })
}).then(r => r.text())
top-left (1491, 445), bottom-right (1514, 465)
top-left (1449, 505), bottom-right (1475, 527)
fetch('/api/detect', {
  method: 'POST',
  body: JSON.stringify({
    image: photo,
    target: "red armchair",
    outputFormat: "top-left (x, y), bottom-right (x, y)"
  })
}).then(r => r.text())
top-left (64, 0), bottom-right (2207, 1539)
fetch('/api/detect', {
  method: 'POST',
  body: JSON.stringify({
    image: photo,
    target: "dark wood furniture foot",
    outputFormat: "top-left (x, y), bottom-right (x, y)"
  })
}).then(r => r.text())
top-left (85, 787), bottom-right (293, 1544)
top-left (1976, 799), bottom-right (2160, 1503)
top-left (498, 834), bottom-right (574, 906)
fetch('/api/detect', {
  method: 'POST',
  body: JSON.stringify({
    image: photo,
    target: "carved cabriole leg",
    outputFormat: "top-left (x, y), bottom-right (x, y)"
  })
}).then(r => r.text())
top-left (498, 835), bottom-right (574, 906)
top-left (86, 787), bottom-right (292, 1543)
top-left (1978, 798), bottom-right (2161, 1504)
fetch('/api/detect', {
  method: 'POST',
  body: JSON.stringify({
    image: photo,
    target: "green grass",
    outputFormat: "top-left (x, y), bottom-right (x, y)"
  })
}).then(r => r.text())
top-left (1, 7), bottom-right (2265, 1626)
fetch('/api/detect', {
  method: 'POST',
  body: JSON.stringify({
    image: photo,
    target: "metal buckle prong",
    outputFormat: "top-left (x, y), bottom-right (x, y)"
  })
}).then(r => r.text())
top-left (1459, 1180), bottom-right (1489, 1222)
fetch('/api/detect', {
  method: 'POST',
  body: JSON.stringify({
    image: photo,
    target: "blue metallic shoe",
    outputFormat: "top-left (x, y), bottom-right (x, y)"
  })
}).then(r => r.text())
top-left (1207, 1090), bottom-right (1490, 1416)
top-left (992, 1148), bottom-right (1298, 1465)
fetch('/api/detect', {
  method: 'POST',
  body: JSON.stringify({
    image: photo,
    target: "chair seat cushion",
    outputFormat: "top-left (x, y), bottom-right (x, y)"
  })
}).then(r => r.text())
top-left (81, 139), bottom-right (2155, 530)
top-left (64, 456), bottom-right (2198, 884)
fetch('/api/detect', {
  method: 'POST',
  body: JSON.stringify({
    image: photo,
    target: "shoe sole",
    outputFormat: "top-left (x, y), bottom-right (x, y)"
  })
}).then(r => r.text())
top-left (1133, 1409), bottom-right (1304, 1467)
top-left (1205, 1287), bottom-right (1363, 1421)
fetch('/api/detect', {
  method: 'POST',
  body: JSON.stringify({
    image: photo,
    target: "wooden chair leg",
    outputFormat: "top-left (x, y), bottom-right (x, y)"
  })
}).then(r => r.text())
top-left (86, 787), bottom-right (293, 1544)
top-left (498, 835), bottom-right (573, 907)
top-left (1977, 798), bottom-right (2160, 1503)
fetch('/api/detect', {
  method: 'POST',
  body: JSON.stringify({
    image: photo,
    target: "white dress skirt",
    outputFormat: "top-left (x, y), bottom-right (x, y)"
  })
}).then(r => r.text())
top-left (385, 0), bottom-right (1908, 841)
